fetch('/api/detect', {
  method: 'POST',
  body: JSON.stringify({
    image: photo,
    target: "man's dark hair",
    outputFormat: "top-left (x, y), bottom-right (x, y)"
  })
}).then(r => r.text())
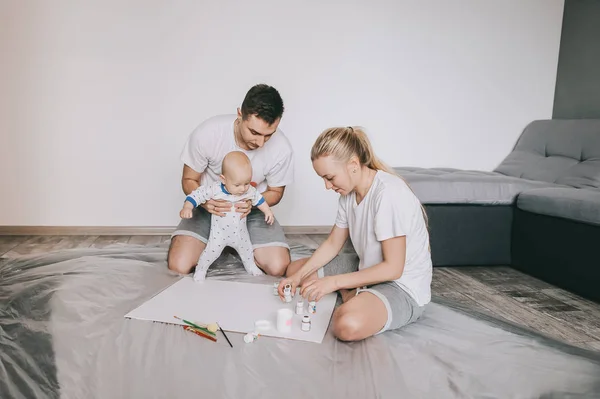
top-left (240, 84), bottom-right (284, 125)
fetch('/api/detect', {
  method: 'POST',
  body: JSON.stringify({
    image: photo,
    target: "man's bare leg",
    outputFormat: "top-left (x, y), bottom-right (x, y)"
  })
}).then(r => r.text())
top-left (167, 235), bottom-right (206, 274)
top-left (254, 246), bottom-right (290, 276)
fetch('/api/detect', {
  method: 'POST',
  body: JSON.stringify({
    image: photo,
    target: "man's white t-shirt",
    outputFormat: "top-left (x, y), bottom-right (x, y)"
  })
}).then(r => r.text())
top-left (335, 170), bottom-right (432, 306)
top-left (180, 114), bottom-right (294, 193)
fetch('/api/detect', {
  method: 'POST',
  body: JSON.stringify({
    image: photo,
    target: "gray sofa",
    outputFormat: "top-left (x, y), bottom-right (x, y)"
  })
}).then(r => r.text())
top-left (395, 119), bottom-right (600, 302)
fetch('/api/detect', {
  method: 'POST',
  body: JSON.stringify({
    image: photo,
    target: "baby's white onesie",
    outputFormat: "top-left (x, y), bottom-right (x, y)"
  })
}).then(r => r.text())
top-left (185, 181), bottom-right (265, 281)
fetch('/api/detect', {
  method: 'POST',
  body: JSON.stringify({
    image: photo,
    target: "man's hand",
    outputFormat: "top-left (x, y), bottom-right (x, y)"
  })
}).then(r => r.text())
top-left (201, 199), bottom-right (231, 217)
top-left (234, 199), bottom-right (252, 219)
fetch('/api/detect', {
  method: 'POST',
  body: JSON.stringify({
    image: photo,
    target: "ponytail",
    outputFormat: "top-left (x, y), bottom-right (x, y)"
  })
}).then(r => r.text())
top-left (311, 126), bottom-right (429, 227)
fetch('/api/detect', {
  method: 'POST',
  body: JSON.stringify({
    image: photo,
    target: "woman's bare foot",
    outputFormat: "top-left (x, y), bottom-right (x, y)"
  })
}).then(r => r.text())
top-left (339, 288), bottom-right (357, 303)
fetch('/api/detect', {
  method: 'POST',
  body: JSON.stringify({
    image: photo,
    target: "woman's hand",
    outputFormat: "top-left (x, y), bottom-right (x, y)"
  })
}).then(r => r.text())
top-left (300, 276), bottom-right (339, 302)
top-left (277, 273), bottom-right (302, 301)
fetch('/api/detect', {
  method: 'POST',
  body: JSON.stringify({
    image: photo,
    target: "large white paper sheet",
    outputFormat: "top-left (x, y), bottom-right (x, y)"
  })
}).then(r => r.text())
top-left (124, 277), bottom-right (337, 343)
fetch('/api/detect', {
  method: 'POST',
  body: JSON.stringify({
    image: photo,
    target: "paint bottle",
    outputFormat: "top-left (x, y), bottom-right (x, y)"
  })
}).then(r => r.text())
top-left (283, 284), bottom-right (292, 303)
top-left (244, 331), bottom-right (260, 343)
top-left (301, 315), bottom-right (311, 332)
top-left (273, 282), bottom-right (279, 296)
top-left (295, 299), bottom-right (304, 315)
top-left (277, 308), bottom-right (293, 333)
top-left (308, 301), bottom-right (316, 314)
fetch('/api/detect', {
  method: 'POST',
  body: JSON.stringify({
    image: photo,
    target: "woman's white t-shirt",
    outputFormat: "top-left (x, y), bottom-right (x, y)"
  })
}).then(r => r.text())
top-left (335, 170), bottom-right (432, 306)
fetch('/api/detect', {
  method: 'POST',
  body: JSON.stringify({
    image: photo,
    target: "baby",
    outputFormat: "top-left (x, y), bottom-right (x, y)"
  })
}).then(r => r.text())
top-left (180, 151), bottom-right (275, 281)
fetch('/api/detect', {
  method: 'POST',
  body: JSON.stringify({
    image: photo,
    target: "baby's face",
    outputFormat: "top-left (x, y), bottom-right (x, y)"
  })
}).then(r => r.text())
top-left (223, 171), bottom-right (252, 195)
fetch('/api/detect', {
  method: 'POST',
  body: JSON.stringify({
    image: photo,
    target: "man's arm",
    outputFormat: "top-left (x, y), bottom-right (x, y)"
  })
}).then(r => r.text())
top-left (182, 164), bottom-right (231, 217)
top-left (181, 165), bottom-right (201, 196)
top-left (261, 145), bottom-right (293, 208)
top-left (261, 185), bottom-right (285, 207)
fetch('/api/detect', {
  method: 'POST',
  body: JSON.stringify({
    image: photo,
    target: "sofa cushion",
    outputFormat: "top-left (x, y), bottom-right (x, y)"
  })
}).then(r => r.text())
top-left (394, 167), bottom-right (561, 205)
top-left (517, 187), bottom-right (600, 226)
top-left (494, 119), bottom-right (600, 189)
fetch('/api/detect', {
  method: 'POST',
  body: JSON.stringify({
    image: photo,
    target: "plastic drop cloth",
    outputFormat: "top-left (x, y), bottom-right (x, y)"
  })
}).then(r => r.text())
top-left (1, 244), bottom-right (599, 399)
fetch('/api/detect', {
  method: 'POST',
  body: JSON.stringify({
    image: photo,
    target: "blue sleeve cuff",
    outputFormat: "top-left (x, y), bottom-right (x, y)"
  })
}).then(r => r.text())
top-left (185, 196), bottom-right (198, 208)
top-left (256, 197), bottom-right (265, 206)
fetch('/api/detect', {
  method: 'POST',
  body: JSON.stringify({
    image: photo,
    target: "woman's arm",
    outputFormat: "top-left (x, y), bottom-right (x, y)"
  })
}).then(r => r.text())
top-left (301, 236), bottom-right (406, 301)
top-left (296, 225), bottom-right (349, 281)
top-left (335, 236), bottom-right (406, 289)
top-left (277, 225), bottom-right (349, 299)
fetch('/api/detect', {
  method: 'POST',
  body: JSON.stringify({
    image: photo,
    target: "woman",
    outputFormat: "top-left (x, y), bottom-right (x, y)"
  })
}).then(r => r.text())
top-left (278, 126), bottom-right (432, 341)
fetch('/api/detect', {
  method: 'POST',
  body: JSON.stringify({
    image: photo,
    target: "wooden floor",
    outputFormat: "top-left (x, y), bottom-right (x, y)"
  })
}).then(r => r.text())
top-left (1, 234), bottom-right (600, 352)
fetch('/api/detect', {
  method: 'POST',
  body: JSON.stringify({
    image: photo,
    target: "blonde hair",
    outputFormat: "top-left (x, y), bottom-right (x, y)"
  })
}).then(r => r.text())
top-left (311, 126), bottom-right (428, 226)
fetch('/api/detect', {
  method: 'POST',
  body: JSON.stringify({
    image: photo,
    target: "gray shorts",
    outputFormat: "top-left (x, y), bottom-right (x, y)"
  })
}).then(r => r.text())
top-left (172, 206), bottom-right (289, 249)
top-left (317, 253), bottom-right (425, 334)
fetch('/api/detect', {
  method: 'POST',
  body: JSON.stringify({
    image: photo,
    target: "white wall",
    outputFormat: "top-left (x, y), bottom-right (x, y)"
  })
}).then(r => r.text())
top-left (0, 0), bottom-right (564, 227)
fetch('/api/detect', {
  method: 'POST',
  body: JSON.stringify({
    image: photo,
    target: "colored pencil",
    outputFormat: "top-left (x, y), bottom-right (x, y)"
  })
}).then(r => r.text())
top-left (184, 326), bottom-right (217, 342)
top-left (217, 322), bottom-right (233, 348)
top-left (174, 316), bottom-right (216, 337)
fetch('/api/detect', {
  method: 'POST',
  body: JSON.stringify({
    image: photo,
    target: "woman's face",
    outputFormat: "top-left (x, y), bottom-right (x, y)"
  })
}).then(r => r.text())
top-left (312, 155), bottom-right (355, 195)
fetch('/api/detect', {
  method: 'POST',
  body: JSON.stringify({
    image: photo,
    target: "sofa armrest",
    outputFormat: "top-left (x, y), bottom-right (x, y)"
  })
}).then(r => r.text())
top-left (517, 188), bottom-right (600, 226)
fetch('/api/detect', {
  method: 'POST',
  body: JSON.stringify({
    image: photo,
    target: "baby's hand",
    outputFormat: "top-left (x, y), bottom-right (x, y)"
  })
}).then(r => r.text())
top-left (264, 211), bottom-right (275, 225)
top-left (180, 208), bottom-right (193, 219)
top-left (180, 202), bottom-right (194, 219)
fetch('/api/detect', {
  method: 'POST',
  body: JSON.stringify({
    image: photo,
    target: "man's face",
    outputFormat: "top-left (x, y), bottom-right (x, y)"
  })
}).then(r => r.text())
top-left (237, 111), bottom-right (280, 150)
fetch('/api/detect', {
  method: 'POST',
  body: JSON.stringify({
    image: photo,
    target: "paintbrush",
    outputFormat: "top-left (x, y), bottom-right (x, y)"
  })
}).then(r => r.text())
top-left (174, 316), bottom-right (217, 337)
top-left (183, 325), bottom-right (217, 342)
top-left (217, 322), bottom-right (233, 348)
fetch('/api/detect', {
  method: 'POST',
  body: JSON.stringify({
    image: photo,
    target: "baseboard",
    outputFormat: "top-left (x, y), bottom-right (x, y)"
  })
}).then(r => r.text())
top-left (0, 226), bottom-right (175, 236)
top-left (0, 225), bottom-right (332, 236)
top-left (283, 225), bottom-right (332, 234)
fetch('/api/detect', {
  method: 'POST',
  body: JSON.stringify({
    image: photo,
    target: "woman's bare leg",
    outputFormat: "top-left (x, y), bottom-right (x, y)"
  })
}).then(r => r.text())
top-left (339, 289), bottom-right (357, 303)
top-left (331, 292), bottom-right (388, 342)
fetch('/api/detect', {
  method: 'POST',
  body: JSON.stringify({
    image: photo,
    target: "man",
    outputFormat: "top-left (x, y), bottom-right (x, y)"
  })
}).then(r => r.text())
top-left (168, 84), bottom-right (293, 276)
